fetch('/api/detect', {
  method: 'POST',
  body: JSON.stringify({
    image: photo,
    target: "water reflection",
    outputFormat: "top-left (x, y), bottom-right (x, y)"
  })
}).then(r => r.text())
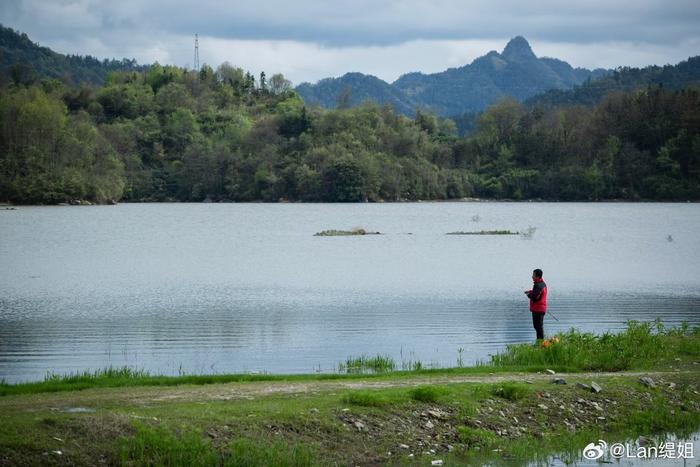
top-left (544, 431), bottom-right (700, 467)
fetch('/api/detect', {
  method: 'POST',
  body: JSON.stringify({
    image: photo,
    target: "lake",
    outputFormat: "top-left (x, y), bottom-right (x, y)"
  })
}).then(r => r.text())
top-left (1, 202), bottom-right (699, 383)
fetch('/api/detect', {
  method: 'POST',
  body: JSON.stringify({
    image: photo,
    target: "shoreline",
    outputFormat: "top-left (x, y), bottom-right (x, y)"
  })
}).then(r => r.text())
top-left (1, 368), bottom-right (698, 466)
top-left (1, 324), bottom-right (699, 465)
top-left (2, 198), bottom-right (699, 207)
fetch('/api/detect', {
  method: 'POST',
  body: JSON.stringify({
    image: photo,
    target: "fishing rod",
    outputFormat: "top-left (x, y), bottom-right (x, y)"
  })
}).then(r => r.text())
top-left (523, 287), bottom-right (558, 321)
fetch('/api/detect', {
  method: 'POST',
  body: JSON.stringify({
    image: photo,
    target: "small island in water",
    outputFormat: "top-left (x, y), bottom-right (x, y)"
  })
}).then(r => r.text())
top-left (314, 228), bottom-right (382, 236)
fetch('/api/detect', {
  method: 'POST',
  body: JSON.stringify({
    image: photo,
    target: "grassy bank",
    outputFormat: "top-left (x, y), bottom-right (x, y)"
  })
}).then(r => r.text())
top-left (1, 371), bottom-right (698, 466)
top-left (1, 322), bottom-right (699, 465)
top-left (2, 320), bottom-right (697, 397)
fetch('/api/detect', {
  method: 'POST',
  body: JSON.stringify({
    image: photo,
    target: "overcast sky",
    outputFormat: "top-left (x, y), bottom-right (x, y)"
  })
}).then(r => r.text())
top-left (2, 0), bottom-right (699, 85)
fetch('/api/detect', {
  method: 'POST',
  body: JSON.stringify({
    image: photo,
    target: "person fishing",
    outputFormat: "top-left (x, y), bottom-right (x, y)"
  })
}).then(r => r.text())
top-left (524, 268), bottom-right (547, 341)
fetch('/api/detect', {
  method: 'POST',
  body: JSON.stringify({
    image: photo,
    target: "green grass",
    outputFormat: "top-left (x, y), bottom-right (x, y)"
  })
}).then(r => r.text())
top-left (342, 390), bottom-right (393, 407)
top-left (119, 425), bottom-right (314, 467)
top-left (119, 425), bottom-right (221, 466)
top-left (0, 363), bottom-right (525, 397)
top-left (408, 385), bottom-right (445, 402)
top-left (490, 320), bottom-right (700, 371)
top-left (490, 382), bottom-right (533, 401)
top-left (457, 426), bottom-right (498, 449)
top-left (44, 366), bottom-right (151, 383)
top-left (0, 368), bottom-right (330, 397)
top-left (337, 354), bottom-right (396, 373)
top-left (227, 438), bottom-right (314, 467)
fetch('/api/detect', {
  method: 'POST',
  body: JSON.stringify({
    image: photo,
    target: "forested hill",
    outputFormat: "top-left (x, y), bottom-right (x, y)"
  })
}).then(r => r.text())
top-left (1, 62), bottom-right (699, 205)
top-left (0, 24), bottom-right (145, 86)
top-left (295, 72), bottom-right (417, 116)
top-left (526, 55), bottom-right (700, 108)
top-left (295, 37), bottom-right (608, 116)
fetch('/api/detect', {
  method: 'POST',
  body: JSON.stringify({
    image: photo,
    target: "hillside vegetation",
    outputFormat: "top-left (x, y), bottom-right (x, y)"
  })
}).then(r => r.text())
top-left (0, 25), bottom-right (144, 86)
top-left (1, 61), bottom-right (699, 204)
top-left (527, 55), bottom-right (700, 109)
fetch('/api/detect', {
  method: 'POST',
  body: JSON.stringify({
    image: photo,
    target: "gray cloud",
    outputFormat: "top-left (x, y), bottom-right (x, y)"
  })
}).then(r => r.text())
top-left (1, 0), bottom-right (699, 83)
top-left (132, 0), bottom-right (700, 47)
top-left (4, 0), bottom-right (700, 46)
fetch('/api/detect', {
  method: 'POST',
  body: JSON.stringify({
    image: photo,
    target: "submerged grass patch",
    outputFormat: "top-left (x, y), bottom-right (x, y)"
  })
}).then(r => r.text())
top-left (446, 230), bottom-right (519, 235)
top-left (45, 366), bottom-right (151, 383)
top-left (337, 354), bottom-right (396, 374)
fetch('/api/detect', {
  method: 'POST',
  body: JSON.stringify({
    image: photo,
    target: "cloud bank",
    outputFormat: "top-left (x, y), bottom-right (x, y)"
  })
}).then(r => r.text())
top-left (2, 0), bottom-right (699, 84)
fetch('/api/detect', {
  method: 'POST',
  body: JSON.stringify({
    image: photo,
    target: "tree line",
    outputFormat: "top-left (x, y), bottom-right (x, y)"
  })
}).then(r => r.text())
top-left (1, 63), bottom-right (699, 204)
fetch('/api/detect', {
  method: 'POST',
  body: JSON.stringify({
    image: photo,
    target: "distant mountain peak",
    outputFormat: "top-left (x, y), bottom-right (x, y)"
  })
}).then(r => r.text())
top-left (297, 35), bottom-right (608, 117)
top-left (502, 36), bottom-right (536, 61)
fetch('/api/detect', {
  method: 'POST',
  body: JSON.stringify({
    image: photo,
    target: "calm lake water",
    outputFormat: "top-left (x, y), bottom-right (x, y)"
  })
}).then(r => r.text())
top-left (1, 202), bottom-right (699, 383)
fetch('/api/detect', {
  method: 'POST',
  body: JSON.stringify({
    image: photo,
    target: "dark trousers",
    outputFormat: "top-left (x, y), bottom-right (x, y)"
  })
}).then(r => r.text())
top-left (532, 312), bottom-right (545, 340)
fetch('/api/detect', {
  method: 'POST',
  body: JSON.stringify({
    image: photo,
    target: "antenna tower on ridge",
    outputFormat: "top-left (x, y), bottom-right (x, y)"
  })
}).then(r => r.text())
top-left (194, 33), bottom-right (200, 71)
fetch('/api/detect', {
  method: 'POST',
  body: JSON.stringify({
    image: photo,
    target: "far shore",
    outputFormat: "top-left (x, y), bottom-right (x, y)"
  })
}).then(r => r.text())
top-left (2, 198), bottom-right (699, 207)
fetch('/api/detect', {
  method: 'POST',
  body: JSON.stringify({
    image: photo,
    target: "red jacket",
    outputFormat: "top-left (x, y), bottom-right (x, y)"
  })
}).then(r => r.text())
top-left (527, 278), bottom-right (547, 313)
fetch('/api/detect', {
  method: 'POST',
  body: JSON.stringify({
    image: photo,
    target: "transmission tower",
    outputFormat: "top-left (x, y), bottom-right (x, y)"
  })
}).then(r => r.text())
top-left (194, 33), bottom-right (200, 71)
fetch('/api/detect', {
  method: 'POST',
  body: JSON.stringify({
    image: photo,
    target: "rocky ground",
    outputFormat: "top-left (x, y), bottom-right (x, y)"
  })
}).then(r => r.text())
top-left (2, 369), bottom-right (697, 465)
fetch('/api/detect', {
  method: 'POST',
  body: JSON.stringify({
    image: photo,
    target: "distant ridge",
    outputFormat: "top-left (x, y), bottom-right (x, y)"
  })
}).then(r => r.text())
top-left (0, 24), bottom-right (145, 85)
top-left (295, 72), bottom-right (416, 115)
top-left (296, 36), bottom-right (608, 116)
top-left (526, 55), bottom-right (700, 108)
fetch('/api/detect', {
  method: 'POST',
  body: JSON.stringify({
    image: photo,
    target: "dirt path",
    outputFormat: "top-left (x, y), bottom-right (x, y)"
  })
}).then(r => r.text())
top-left (2, 369), bottom-right (693, 411)
top-left (145, 370), bottom-right (689, 402)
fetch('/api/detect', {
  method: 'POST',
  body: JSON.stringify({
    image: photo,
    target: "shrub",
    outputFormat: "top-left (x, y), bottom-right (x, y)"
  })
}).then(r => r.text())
top-left (457, 426), bottom-right (498, 448)
top-left (491, 382), bottom-right (533, 401)
top-left (408, 385), bottom-right (444, 403)
top-left (489, 320), bottom-right (695, 372)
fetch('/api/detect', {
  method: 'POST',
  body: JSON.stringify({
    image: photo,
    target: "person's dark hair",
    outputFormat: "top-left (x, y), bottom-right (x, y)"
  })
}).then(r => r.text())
top-left (533, 268), bottom-right (543, 278)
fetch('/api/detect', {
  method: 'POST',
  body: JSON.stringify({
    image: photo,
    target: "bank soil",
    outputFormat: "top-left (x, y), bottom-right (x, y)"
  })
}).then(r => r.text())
top-left (1, 369), bottom-right (698, 465)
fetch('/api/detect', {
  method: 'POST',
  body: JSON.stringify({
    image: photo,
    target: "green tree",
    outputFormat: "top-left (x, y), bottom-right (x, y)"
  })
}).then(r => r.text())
top-left (163, 108), bottom-right (200, 154)
top-left (322, 158), bottom-right (365, 201)
top-left (269, 73), bottom-right (292, 95)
